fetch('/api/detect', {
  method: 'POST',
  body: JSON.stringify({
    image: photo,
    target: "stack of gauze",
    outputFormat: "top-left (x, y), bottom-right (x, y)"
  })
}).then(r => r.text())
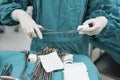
top-left (29, 51), bottom-right (64, 73)
top-left (39, 51), bottom-right (64, 72)
top-left (64, 62), bottom-right (89, 80)
top-left (28, 52), bottom-right (90, 80)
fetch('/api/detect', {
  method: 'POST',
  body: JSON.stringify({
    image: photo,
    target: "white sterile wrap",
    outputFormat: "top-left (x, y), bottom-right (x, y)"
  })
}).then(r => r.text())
top-left (28, 54), bottom-right (37, 62)
top-left (64, 62), bottom-right (89, 80)
top-left (39, 51), bottom-right (64, 73)
top-left (62, 54), bottom-right (73, 64)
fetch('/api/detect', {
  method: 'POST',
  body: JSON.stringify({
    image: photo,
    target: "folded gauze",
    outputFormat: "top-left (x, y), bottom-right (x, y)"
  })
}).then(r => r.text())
top-left (64, 62), bottom-right (89, 80)
top-left (39, 51), bottom-right (64, 73)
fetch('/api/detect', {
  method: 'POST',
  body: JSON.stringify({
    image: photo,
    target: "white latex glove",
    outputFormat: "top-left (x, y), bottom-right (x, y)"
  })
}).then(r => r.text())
top-left (77, 16), bottom-right (108, 36)
top-left (12, 9), bottom-right (43, 39)
top-left (26, 6), bottom-right (33, 16)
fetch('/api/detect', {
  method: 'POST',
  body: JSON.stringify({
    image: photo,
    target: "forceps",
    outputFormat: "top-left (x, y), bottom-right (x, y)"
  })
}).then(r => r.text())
top-left (30, 58), bottom-right (52, 80)
top-left (40, 27), bottom-right (82, 34)
top-left (21, 50), bottom-right (30, 80)
top-left (1, 64), bottom-right (13, 76)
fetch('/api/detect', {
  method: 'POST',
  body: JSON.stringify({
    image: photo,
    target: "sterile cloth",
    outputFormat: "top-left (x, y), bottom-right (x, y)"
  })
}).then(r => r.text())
top-left (39, 51), bottom-right (64, 73)
top-left (64, 62), bottom-right (89, 80)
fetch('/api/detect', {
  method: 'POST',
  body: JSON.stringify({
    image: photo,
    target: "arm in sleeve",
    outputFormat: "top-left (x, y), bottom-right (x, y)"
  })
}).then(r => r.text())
top-left (86, 0), bottom-right (120, 60)
top-left (0, 0), bottom-right (31, 26)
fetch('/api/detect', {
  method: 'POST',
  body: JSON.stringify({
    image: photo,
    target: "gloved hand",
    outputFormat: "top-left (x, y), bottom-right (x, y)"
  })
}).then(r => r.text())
top-left (12, 9), bottom-right (43, 39)
top-left (77, 16), bottom-right (108, 36)
top-left (26, 6), bottom-right (33, 16)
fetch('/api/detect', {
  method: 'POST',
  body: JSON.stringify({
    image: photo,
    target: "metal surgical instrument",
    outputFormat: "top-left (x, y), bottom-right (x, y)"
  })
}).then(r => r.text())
top-left (40, 27), bottom-right (82, 34)
top-left (21, 50), bottom-right (30, 80)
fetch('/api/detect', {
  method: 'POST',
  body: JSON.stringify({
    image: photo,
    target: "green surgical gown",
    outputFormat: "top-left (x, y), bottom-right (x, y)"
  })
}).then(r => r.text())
top-left (0, 0), bottom-right (120, 80)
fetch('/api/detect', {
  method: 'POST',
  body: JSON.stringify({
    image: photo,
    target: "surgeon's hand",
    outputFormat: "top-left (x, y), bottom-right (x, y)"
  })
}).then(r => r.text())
top-left (12, 9), bottom-right (43, 39)
top-left (77, 16), bottom-right (108, 36)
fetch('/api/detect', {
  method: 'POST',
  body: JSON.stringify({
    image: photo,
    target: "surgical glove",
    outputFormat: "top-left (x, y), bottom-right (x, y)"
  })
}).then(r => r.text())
top-left (12, 9), bottom-right (43, 39)
top-left (26, 6), bottom-right (33, 16)
top-left (77, 16), bottom-right (108, 36)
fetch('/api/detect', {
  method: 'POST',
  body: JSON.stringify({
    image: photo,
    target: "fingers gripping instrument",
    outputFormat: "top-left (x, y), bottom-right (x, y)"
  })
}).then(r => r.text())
top-left (12, 9), bottom-right (43, 39)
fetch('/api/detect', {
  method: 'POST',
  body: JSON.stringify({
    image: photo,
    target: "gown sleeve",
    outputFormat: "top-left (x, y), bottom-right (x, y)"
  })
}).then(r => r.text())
top-left (0, 0), bottom-right (31, 26)
top-left (86, 0), bottom-right (120, 63)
